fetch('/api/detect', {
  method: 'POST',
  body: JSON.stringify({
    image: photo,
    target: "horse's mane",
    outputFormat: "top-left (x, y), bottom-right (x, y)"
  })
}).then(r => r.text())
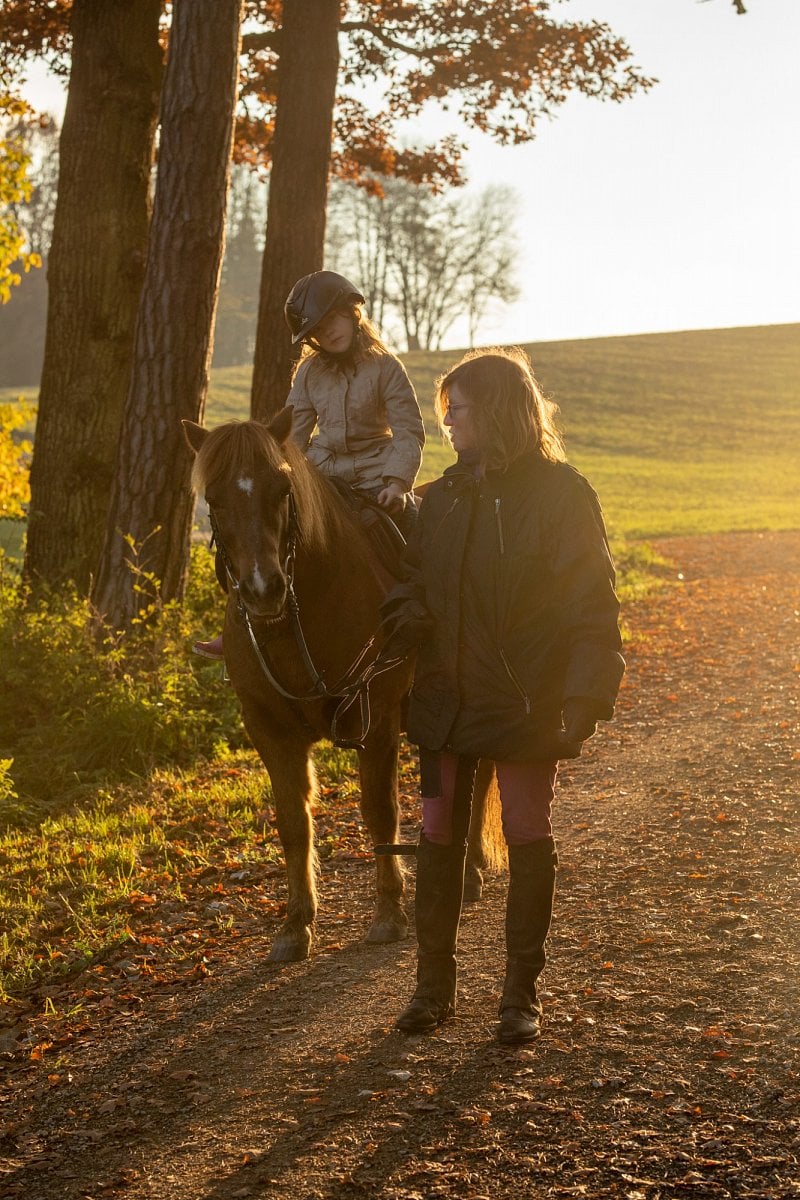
top-left (192, 419), bottom-right (360, 556)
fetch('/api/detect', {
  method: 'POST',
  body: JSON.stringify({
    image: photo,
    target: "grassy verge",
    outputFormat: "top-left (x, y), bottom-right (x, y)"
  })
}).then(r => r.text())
top-left (204, 323), bottom-right (800, 538)
top-left (0, 740), bottom-right (395, 1005)
top-left (0, 543), bottom-right (404, 1004)
top-left (0, 548), bottom-right (243, 819)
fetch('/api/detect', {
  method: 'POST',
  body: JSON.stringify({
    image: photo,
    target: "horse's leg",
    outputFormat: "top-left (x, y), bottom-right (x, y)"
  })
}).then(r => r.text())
top-left (357, 728), bottom-right (409, 944)
top-left (258, 738), bottom-right (318, 962)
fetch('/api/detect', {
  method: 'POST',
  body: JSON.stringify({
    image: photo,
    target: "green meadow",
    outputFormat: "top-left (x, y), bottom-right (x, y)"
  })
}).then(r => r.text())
top-left (205, 324), bottom-right (800, 540)
top-left (5, 323), bottom-right (798, 542)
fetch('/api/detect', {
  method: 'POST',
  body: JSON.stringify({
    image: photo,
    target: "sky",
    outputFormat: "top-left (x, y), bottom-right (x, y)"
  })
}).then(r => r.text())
top-left (423, 0), bottom-right (800, 346)
top-left (22, 0), bottom-right (800, 349)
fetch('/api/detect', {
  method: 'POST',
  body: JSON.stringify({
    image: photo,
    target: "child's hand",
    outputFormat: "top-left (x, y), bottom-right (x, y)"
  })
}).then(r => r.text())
top-left (377, 480), bottom-right (406, 514)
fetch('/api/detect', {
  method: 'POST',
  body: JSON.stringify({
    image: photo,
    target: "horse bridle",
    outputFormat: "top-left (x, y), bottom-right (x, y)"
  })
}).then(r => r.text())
top-left (208, 491), bottom-right (405, 749)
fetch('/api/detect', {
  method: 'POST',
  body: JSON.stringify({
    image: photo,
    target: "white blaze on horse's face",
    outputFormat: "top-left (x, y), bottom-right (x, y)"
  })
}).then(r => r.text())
top-left (250, 560), bottom-right (268, 598)
top-left (222, 461), bottom-right (293, 620)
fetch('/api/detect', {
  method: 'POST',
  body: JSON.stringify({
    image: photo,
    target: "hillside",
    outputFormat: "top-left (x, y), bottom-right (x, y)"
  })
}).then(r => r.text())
top-left (204, 324), bottom-right (800, 540)
top-left (3, 324), bottom-right (799, 543)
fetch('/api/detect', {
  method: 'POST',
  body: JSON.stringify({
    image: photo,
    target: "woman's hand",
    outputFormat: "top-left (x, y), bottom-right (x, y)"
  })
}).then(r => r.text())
top-left (379, 594), bottom-right (432, 659)
top-left (562, 696), bottom-right (603, 743)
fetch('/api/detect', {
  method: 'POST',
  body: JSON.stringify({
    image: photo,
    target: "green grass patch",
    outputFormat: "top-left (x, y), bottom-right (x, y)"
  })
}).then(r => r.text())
top-left (0, 545), bottom-right (243, 818)
top-left (0, 751), bottom-right (279, 1000)
top-left (206, 323), bottom-right (800, 539)
top-left (0, 519), bottom-right (25, 562)
top-left (0, 741), bottom-right (381, 1003)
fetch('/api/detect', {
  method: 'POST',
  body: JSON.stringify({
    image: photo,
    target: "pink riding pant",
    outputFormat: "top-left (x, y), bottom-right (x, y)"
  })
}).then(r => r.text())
top-left (423, 752), bottom-right (558, 847)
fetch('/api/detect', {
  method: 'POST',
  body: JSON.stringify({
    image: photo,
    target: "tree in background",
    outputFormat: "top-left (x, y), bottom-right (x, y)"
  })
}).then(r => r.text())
top-left (212, 164), bottom-right (266, 368)
top-left (325, 178), bottom-right (394, 335)
top-left (91, 0), bottom-right (243, 631)
top-left (0, 400), bottom-right (34, 522)
top-left (0, 93), bottom-right (41, 304)
top-left (245, 0), bottom-right (655, 417)
top-left (0, 113), bottom-right (59, 385)
top-left (22, 0), bottom-right (163, 594)
top-left (327, 179), bottom-right (520, 352)
top-left (247, 0), bottom-right (341, 419)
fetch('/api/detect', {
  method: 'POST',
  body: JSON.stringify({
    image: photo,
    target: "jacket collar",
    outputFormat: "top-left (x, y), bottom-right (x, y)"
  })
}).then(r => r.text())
top-left (442, 449), bottom-right (546, 491)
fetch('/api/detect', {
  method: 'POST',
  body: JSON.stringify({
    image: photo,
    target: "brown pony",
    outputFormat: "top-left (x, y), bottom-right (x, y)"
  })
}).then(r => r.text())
top-left (183, 409), bottom-right (503, 962)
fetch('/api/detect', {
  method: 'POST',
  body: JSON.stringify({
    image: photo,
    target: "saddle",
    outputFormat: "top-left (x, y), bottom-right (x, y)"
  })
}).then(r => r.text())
top-left (326, 478), bottom-right (408, 580)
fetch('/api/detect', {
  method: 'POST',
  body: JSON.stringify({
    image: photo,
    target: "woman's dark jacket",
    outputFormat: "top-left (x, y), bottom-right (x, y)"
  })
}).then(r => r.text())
top-left (386, 452), bottom-right (625, 762)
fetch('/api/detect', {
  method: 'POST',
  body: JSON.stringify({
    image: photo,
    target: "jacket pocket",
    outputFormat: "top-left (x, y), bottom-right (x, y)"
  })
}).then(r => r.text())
top-left (499, 647), bottom-right (531, 715)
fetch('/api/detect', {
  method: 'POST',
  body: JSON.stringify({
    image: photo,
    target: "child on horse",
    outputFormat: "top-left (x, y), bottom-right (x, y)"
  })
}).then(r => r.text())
top-left (381, 346), bottom-right (625, 1044)
top-left (194, 271), bottom-right (425, 660)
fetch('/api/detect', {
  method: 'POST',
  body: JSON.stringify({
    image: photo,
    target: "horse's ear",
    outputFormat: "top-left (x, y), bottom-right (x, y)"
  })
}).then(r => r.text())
top-left (182, 420), bottom-right (207, 455)
top-left (267, 405), bottom-right (294, 446)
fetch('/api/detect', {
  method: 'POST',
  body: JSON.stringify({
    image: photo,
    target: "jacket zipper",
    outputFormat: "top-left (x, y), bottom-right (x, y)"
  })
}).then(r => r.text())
top-left (494, 497), bottom-right (527, 712)
top-left (433, 496), bottom-right (462, 541)
top-left (499, 647), bottom-right (531, 714)
top-left (494, 498), bottom-right (505, 556)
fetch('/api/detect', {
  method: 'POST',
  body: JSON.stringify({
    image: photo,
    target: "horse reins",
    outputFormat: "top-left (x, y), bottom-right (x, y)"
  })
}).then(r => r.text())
top-left (209, 495), bottom-right (405, 750)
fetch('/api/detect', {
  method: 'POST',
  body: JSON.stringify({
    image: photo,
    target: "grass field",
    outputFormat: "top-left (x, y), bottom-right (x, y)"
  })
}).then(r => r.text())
top-left (4, 323), bottom-right (798, 540)
top-left (205, 324), bottom-right (800, 540)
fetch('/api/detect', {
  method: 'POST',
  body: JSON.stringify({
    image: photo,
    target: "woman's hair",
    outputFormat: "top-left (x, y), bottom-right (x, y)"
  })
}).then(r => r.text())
top-left (434, 346), bottom-right (566, 469)
top-left (294, 303), bottom-right (390, 373)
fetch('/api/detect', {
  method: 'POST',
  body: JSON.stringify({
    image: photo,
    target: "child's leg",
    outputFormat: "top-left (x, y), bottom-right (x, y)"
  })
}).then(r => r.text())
top-left (193, 633), bottom-right (224, 659)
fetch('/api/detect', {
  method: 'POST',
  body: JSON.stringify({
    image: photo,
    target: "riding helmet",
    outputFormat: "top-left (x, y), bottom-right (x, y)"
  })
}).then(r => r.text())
top-left (284, 271), bottom-right (365, 344)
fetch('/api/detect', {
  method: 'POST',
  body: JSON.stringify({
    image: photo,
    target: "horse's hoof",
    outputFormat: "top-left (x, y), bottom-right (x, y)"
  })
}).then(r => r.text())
top-left (463, 864), bottom-right (484, 904)
top-left (365, 914), bottom-right (409, 944)
top-left (268, 927), bottom-right (313, 962)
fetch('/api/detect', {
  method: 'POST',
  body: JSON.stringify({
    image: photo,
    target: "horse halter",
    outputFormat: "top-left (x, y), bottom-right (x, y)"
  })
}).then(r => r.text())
top-left (209, 488), bottom-right (299, 606)
top-left (207, 489), bottom-right (403, 750)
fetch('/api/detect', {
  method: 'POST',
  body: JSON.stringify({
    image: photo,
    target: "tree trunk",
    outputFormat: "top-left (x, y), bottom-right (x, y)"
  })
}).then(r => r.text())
top-left (250, 0), bottom-right (340, 420)
top-left (24, 0), bottom-right (162, 593)
top-left (91, 0), bottom-right (243, 630)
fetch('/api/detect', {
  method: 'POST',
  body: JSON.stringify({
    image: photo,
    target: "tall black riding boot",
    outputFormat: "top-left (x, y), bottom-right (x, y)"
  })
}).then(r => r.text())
top-left (497, 836), bottom-right (558, 1045)
top-left (395, 834), bottom-right (467, 1032)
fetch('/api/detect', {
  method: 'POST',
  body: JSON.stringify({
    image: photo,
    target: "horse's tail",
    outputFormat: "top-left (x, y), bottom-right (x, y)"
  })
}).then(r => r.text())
top-left (470, 759), bottom-right (507, 873)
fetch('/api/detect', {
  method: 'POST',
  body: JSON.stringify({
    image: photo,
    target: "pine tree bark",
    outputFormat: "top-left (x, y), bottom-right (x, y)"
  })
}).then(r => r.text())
top-left (91, 0), bottom-right (243, 631)
top-left (250, 0), bottom-right (340, 420)
top-left (24, 0), bottom-right (162, 593)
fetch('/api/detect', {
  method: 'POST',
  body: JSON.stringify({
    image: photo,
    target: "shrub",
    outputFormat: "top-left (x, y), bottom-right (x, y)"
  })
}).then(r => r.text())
top-left (0, 545), bottom-right (245, 821)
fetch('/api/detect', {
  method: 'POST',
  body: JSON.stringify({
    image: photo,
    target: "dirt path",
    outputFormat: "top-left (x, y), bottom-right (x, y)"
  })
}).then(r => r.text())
top-left (2, 531), bottom-right (799, 1200)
